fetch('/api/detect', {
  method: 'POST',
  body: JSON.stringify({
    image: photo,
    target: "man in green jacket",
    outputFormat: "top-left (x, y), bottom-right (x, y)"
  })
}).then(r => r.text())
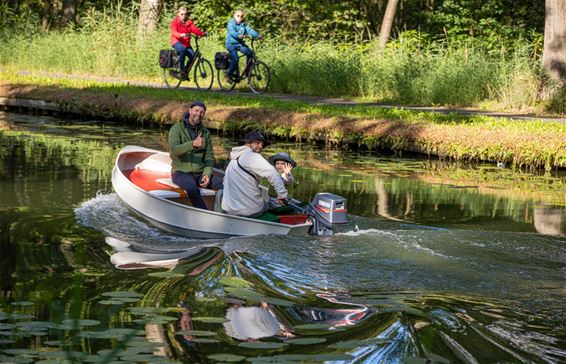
top-left (168, 101), bottom-right (223, 209)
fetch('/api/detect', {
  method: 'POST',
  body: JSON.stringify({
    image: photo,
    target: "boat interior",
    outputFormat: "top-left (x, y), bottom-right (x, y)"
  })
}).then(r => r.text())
top-left (118, 151), bottom-right (308, 225)
top-left (119, 151), bottom-right (217, 210)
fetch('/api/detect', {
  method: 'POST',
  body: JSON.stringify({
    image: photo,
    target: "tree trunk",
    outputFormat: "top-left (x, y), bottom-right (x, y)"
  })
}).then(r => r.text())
top-left (362, 0), bottom-right (386, 36)
top-left (41, 0), bottom-right (52, 31)
top-left (542, 0), bottom-right (566, 83)
top-left (59, 0), bottom-right (77, 28)
top-left (137, 0), bottom-right (164, 42)
top-left (378, 0), bottom-right (400, 49)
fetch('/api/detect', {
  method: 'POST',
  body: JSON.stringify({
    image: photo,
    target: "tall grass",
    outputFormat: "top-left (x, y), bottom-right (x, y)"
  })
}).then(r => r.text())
top-left (0, 10), bottom-right (556, 111)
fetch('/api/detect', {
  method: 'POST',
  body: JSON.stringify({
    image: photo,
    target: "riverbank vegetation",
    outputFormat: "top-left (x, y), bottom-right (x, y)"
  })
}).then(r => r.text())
top-left (1, 1), bottom-right (564, 113)
top-left (2, 126), bottom-right (564, 217)
top-left (2, 71), bottom-right (566, 170)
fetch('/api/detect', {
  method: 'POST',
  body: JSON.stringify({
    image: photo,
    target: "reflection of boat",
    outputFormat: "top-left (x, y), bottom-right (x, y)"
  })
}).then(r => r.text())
top-left (104, 237), bottom-right (224, 271)
top-left (297, 306), bottom-right (370, 329)
top-left (112, 146), bottom-right (348, 238)
top-left (289, 293), bottom-right (370, 329)
top-left (105, 237), bottom-right (203, 269)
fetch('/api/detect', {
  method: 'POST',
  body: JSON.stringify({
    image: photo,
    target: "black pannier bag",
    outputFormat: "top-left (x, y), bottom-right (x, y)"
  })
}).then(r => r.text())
top-left (214, 52), bottom-right (230, 70)
top-left (159, 50), bottom-right (176, 68)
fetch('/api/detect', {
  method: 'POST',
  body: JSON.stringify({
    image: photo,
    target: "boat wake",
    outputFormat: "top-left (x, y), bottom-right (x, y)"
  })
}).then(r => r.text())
top-left (74, 192), bottom-right (268, 256)
top-left (74, 192), bottom-right (221, 251)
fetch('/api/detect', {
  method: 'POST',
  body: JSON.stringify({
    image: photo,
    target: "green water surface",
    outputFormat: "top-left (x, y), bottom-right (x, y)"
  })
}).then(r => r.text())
top-left (0, 111), bottom-right (565, 363)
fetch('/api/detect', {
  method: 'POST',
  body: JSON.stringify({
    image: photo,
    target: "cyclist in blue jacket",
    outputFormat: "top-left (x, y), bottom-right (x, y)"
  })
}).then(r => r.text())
top-left (225, 10), bottom-right (260, 82)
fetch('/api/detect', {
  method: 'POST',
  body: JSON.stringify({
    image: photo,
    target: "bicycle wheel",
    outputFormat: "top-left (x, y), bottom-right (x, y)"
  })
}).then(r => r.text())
top-left (248, 61), bottom-right (270, 94)
top-left (217, 68), bottom-right (236, 91)
top-left (193, 58), bottom-right (214, 90)
top-left (163, 65), bottom-right (182, 89)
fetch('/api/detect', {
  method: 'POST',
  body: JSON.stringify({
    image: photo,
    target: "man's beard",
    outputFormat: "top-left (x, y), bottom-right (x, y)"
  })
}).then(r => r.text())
top-left (191, 115), bottom-right (202, 125)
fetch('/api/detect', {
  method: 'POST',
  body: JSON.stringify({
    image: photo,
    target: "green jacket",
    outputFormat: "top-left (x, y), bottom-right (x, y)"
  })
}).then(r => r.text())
top-left (168, 121), bottom-right (214, 177)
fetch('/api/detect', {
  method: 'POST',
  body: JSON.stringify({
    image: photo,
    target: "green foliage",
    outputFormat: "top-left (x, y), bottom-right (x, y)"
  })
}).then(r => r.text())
top-left (422, 0), bottom-right (544, 48)
top-left (0, 1), bottom-right (552, 110)
top-left (0, 0), bottom-right (544, 45)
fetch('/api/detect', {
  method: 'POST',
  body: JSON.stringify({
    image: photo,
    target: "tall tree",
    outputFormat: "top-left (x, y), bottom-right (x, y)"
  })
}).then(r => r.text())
top-left (136, 0), bottom-right (164, 42)
top-left (542, 0), bottom-right (566, 83)
top-left (378, 0), bottom-right (400, 49)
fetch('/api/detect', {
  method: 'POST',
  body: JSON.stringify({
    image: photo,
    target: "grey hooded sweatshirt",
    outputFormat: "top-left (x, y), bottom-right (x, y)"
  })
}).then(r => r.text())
top-left (222, 146), bottom-right (288, 216)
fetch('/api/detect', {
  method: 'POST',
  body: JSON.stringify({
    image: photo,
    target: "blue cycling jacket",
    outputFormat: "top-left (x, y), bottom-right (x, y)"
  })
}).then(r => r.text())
top-left (225, 17), bottom-right (260, 47)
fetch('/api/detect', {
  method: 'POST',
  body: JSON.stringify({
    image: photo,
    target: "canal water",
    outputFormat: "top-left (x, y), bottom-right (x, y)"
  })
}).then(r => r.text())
top-left (0, 111), bottom-right (565, 363)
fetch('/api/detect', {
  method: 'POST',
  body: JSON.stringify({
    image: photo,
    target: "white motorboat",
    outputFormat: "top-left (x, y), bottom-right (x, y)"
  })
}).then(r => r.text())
top-left (112, 146), bottom-right (348, 238)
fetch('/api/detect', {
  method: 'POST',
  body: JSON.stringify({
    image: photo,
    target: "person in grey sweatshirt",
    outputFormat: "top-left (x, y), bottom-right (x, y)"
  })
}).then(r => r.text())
top-left (222, 131), bottom-right (287, 217)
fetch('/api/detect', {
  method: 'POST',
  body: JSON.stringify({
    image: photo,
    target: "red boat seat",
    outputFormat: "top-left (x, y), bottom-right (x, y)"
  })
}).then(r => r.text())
top-left (127, 168), bottom-right (217, 199)
top-left (127, 168), bottom-right (188, 198)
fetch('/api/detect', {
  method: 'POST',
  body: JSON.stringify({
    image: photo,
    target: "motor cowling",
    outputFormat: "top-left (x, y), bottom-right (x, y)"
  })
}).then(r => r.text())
top-left (308, 193), bottom-right (349, 235)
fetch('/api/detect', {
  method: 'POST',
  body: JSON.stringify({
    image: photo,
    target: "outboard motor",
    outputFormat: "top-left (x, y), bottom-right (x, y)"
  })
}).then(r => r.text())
top-left (307, 193), bottom-right (349, 235)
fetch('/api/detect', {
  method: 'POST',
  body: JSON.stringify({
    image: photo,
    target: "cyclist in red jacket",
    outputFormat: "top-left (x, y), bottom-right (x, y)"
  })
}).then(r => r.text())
top-left (170, 6), bottom-right (205, 79)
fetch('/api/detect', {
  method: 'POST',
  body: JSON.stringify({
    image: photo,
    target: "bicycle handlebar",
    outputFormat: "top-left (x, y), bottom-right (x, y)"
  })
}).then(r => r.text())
top-left (183, 33), bottom-right (208, 39)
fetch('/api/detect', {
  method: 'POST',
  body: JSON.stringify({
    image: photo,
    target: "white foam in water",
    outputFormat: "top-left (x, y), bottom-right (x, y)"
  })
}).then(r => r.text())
top-left (74, 193), bottom-right (304, 258)
top-left (74, 192), bottom-right (210, 251)
top-left (338, 227), bottom-right (456, 260)
top-left (338, 228), bottom-right (392, 236)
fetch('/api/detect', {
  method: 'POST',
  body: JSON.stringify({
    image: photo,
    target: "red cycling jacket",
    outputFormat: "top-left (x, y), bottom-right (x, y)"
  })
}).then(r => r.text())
top-left (170, 17), bottom-right (205, 48)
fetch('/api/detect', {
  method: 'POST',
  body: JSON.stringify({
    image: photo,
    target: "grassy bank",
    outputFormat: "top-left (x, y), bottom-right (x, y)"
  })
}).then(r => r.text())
top-left (1, 71), bottom-right (565, 170)
top-left (1, 13), bottom-right (563, 113)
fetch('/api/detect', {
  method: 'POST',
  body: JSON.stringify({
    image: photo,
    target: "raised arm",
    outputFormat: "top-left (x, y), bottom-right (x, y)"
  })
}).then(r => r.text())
top-left (168, 124), bottom-right (193, 157)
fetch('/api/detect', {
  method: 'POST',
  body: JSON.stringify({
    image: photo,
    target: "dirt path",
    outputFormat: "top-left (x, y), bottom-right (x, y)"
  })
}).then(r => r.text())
top-left (17, 70), bottom-right (566, 123)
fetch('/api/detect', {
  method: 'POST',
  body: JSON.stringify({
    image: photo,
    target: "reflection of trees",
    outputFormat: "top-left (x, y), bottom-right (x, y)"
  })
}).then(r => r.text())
top-left (145, 324), bottom-right (173, 358)
top-left (290, 167), bottom-right (553, 228)
top-left (374, 176), bottom-right (403, 221)
top-left (0, 131), bottom-right (117, 188)
top-left (534, 206), bottom-right (565, 236)
top-left (0, 211), bottom-right (18, 295)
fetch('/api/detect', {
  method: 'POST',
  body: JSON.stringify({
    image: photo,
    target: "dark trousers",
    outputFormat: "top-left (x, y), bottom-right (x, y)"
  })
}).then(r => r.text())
top-left (172, 42), bottom-right (195, 73)
top-left (172, 172), bottom-right (223, 210)
top-left (227, 44), bottom-right (253, 78)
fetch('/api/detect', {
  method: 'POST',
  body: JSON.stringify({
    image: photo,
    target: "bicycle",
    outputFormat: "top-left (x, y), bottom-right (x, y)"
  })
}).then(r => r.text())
top-left (162, 36), bottom-right (214, 90)
top-left (217, 38), bottom-right (270, 94)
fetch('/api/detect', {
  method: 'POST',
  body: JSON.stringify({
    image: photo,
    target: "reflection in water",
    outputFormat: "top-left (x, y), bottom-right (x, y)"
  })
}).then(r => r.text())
top-left (1, 112), bottom-right (566, 363)
top-left (534, 205), bottom-right (565, 236)
top-left (224, 301), bottom-right (293, 341)
top-left (106, 236), bottom-right (204, 270)
top-left (374, 176), bottom-right (404, 222)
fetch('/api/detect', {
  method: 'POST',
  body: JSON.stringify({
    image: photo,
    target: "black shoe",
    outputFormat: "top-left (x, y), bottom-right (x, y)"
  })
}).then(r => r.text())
top-left (181, 71), bottom-right (189, 81)
top-left (170, 70), bottom-right (181, 80)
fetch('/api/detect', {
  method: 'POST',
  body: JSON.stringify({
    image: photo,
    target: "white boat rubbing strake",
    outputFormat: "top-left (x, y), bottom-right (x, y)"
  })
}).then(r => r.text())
top-left (112, 146), bottom-right (348, 238)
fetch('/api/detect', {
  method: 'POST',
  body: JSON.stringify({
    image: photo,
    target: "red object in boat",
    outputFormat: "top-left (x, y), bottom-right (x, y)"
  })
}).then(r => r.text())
top-left (126, 169), bottom-right (187, 197)
top-left (278, 214), bottom-right (308, 225)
